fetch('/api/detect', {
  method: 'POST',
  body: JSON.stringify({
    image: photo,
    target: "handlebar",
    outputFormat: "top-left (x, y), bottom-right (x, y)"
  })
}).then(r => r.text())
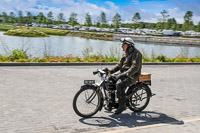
top-left (93, 69), bottom-right (107, 75)
top-left (92, 68), bottom-right (117, 83)
top-left (93, 70), bottom-right (99, 75)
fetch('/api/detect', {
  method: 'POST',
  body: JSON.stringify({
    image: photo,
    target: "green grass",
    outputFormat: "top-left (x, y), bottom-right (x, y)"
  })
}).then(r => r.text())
top-left (60, 30), bottom-right (113, 40)
top-left (0, 24), bottom-right (16, 31)
top-left (4, 28), bottom-right (49, 37)
top-left (35, 27), bottom-right (69, 36)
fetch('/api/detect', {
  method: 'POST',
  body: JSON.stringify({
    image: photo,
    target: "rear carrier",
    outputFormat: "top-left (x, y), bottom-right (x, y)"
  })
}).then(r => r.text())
top-left (138, 72), bottom-right (151, 85)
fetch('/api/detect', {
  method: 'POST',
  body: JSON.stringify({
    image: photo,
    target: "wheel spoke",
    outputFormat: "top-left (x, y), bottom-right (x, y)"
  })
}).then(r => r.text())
top-left (73, 88), bottom-right (100, 117)
top-left (85, 90), bottom-right (89, 101)
top-left (128, 85), bottom-right (150, 112)
top-left (86, 91), bottom-right (96, 103)
top-left (89, 102), bottom-right (97, 107)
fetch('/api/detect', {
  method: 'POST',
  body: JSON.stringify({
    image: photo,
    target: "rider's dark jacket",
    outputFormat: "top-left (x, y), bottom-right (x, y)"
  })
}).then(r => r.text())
top-left (110, 46), bottom-right (142, 83)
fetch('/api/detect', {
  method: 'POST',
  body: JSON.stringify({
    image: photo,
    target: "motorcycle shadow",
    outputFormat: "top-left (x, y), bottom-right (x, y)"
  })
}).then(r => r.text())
top-left (79, 111), bottom-right (184, 128)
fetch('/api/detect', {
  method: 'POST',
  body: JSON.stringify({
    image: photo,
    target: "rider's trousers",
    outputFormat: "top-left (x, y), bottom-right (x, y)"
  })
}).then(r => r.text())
top-left (116, 78), bottom-right (133, 99)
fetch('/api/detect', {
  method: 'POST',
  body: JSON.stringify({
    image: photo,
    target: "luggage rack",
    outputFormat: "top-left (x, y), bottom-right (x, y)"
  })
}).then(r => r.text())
top-left (138, 72), bottom-right (151, 86)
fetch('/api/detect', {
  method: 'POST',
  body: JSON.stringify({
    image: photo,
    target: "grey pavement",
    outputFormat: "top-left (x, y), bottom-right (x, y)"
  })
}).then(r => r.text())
top-left (0, 65), bottom-right (200, 133)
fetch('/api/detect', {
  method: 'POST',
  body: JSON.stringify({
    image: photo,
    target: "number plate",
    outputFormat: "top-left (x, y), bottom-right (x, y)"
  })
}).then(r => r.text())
top-left (84, 80), bottom-right (95, 85)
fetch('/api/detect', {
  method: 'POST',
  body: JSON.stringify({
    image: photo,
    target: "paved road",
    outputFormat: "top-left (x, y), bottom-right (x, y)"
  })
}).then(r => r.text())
top-left (0, 65), bottom-right (200, 133)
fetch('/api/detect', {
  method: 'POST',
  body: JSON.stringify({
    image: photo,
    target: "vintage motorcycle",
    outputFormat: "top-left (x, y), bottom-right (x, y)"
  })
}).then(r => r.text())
top-left (73, 68), bottom-right (155, 118)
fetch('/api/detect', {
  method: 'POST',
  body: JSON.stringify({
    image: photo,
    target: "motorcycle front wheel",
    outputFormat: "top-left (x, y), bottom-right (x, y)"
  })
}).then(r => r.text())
top-left (73, 87), bottom-right (101, 118)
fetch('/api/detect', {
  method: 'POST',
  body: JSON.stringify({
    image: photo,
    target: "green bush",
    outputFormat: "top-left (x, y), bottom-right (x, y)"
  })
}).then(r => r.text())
top-left (174, 56), bottom-right (187, 62)
top-left (156, 55), bottom-right (167, 62)
top-left (142, 55), bottom-right (151, 62)
top-left (0, 54), bottom-right (9, 62)
top-left (0, 49), bottom-right (200, 63)
top-left (9, 49), bottom-right (29, 61)
top-left (190, 57), bottom-right (200, 62)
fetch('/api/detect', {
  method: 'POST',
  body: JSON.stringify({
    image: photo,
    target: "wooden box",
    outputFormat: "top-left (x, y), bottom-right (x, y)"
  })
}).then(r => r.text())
top-left (138, 72), bottom-right (151, 82)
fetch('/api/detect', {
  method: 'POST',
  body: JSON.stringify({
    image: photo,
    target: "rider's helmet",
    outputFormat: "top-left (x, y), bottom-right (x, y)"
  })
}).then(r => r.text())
top-left (120, 37), bottom-right (135, 47)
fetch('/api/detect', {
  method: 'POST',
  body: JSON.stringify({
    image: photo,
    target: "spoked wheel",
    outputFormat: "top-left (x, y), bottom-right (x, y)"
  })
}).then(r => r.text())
top-left (128, 84), bottom-right (151, 112)
top-left (73, 87), bottom-right (101, 118)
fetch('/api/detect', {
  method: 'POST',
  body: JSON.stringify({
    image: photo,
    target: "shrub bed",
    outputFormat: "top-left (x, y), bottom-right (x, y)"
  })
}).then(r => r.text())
top-left (1, 49), bottom-right (200, 63)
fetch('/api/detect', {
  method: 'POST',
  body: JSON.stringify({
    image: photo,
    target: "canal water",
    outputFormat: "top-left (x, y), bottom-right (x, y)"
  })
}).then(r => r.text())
top-left (0, 32), bottom-right (200, 58)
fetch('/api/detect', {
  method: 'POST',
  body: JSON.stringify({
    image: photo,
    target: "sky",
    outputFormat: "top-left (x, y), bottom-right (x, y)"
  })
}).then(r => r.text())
top-left (1, 0), bottom-right (200, 24)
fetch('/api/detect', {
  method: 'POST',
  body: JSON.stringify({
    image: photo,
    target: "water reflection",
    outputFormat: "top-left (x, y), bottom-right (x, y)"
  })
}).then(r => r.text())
top-left (0, 32), bottom-right (200, 58)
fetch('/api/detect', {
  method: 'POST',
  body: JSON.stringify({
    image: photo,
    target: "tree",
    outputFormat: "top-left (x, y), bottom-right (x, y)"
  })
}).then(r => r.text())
top-left (57, 13), bottom-right (65, 24)
top-left (158, 10), bottom-right (169, 30)
top-left (132, 12), bottom-right (141, 29)
top-left (147, 23), bottom-right (156, 29)
top-left (47, 11), bottom-right (54, 25)
top-left (176, 24), bottom-right (182, 31)
top-left (184, 11), bottom-right (193, 22)
top-left (138, 22), bottom-right (145, 29)
top-left (99, 12), bottom-right (108, 28)
top-left (26, 12), bottom-right (33, 24)
top-left (36, 12), bottom-right (46, 24)
top-left (196, 22), bottom-right (200, 32)
top-left (158, 10), bottom-right (169, 23)
top-left (18, 11), bottom-right (24, 24)
top-left (112, 13), bottom-right (121, 28)
top-left (166, 18), bottom-right (177, 30)
top-left (96, 22), bottom-right (101, 28)
top-left (68, 12), bottom-right (77, 26)
top-left (132, 12), bottom-right (141, 23)
top-left (47, 11), bottom-right (53, 20)
top-left (8, 12), bottom-right (16, 23)
top-left (156, 22), bottom-right (163, 30)
top-left (182, 11), bottom-right (194, 31)
top-left (2, 12), bottom-right (8, 23)
top-left (100, 12), bottom-right (107, 25)
top-left (84, 13), bottom-right (92, 27)
top-left (0, 13), bottom-right (2, 23)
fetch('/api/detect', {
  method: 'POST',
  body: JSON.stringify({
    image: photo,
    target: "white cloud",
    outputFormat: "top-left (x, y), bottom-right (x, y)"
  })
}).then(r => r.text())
top-left (140, 9), bottom-right (158, 23)
top-left (140, 9), bottom-right (146, 12)
top-left (105, 1), bottom-right (119, 10)
top-left (167, 8), bottom-right (184, 24)
top-left (120, 6), bottom-right (158, 23)
top-left (132, 0), bottom-right (139, 4)
top-left (50, 0), bottom-right (75, 6)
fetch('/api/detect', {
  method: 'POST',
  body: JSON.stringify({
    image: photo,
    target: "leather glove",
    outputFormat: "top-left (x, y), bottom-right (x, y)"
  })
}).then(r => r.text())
top-left (102, 68), bottom-right (109, 73)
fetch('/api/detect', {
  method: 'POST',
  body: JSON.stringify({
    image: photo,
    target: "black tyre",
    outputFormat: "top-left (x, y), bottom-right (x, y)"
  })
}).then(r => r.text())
top-left (73, 87), bottom-right (101, 118)
top-left (128, 84), bottom-right (151, 112)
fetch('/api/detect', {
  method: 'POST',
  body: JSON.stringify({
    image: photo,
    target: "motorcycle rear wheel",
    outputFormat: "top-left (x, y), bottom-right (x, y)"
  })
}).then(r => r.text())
top-left (128, 84), bottom-right (151, 112)
top-left (73, 87), bottom-right (101, 118)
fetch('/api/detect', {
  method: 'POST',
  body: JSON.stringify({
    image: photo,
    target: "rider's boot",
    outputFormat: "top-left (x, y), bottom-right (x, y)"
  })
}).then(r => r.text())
top-left (105, 104), bottom-right (112, 112)
top-left (114, 97), bottom-right (126, 115)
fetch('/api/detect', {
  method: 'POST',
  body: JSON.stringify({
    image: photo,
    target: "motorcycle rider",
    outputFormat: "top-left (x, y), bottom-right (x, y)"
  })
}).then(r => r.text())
top-left (109, 37), bottom-right (142, 115)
